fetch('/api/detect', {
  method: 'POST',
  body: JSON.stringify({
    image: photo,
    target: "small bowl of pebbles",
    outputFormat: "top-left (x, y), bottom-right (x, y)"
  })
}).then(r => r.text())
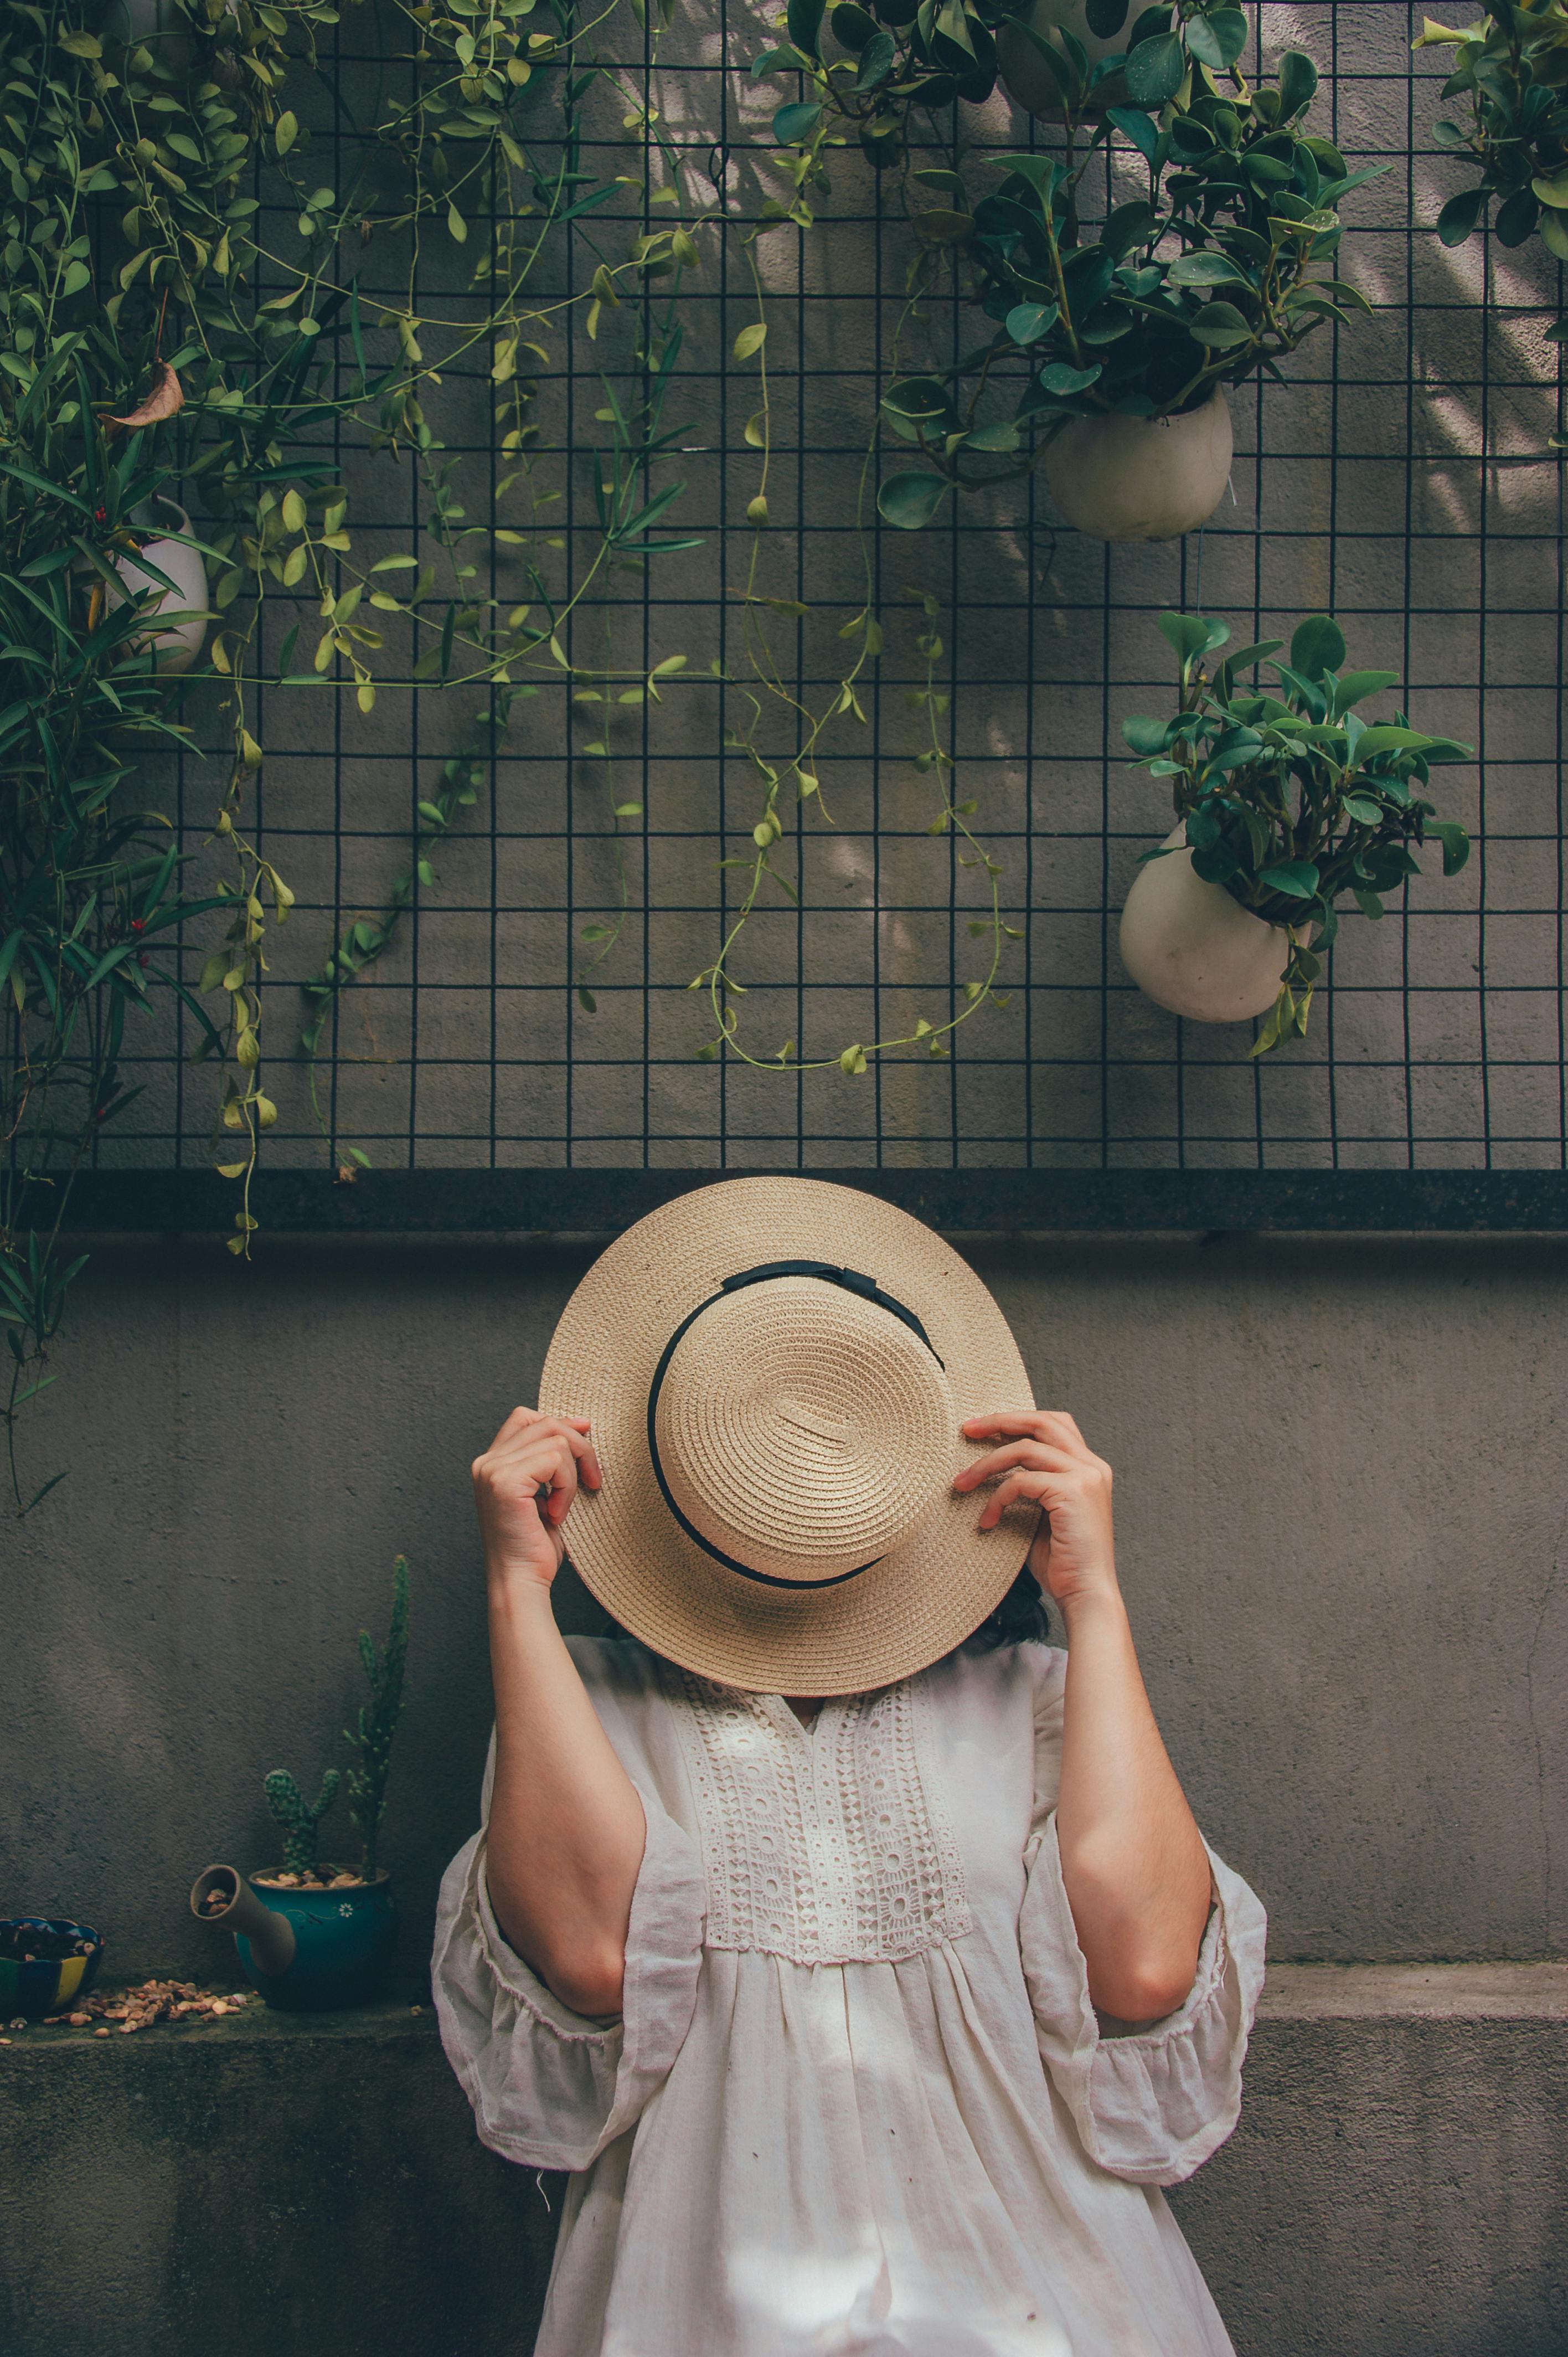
top-left (0, 1916), bottom-right (105, 2020)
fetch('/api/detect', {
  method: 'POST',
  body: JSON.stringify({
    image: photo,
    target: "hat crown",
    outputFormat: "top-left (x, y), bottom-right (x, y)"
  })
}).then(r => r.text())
top-left (654, 1275), bottom-right (955, 1584)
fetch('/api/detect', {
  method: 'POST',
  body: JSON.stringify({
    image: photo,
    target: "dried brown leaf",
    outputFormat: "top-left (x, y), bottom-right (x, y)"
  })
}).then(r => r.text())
top-left (110, 361), bottom-right (184, 430)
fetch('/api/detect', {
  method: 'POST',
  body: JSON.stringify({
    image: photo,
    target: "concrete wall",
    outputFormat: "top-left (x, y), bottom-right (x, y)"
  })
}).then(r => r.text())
top-left (6, 1229), bottom-right (1565, 1986)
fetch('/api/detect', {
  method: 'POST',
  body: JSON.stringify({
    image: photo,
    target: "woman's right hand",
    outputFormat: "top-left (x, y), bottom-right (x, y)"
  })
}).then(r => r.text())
top-left (472, 1406), bottom-right (602, 1589)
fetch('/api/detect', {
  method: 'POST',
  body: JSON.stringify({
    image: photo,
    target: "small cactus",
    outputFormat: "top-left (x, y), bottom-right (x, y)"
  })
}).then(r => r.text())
top-left (264, 1767), bottom-right (341, 1877)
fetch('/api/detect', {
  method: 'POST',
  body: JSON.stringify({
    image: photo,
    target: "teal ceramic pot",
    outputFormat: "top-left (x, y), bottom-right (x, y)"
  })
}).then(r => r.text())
top-left (236, 1874), bottom-right (397, 2011)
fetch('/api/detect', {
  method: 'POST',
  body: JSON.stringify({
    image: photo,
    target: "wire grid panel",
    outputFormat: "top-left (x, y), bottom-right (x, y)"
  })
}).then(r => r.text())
top-left (110, 1), bottom-right (1566, 1177)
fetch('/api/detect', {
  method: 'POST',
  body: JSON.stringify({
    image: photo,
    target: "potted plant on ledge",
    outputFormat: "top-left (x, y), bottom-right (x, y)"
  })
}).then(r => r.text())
top-left (1117, 612), bottom-right (1473, 1054)
top-left (193, 1557), bottom-right (410, 2010)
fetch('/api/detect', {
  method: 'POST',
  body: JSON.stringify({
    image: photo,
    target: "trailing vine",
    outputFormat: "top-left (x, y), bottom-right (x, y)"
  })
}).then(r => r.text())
top-left (0, 0), bottom-right (708, 1500)
top-left (0, 0), bottom-right (1430, 1511)
top-left (685, 254), bottom-right (1014, 1070)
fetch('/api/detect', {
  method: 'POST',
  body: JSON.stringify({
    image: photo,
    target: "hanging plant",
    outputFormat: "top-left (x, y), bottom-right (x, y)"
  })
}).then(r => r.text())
top-left (1416, 7), bottom-right (1568, 269)
top-left (855, 13), bottom-right (1385, 539)
top-left (996, 1), bottom-right (1133, 122)
top-left (0, 0), bottom-right (711, 1502)
top-left (1, 0), bottom-right (1035, 1500)
top-left (1117, 613), bottom-right (1473, 1054)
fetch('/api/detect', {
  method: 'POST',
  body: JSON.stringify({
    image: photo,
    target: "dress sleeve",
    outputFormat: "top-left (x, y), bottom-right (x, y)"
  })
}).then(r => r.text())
top-left (431, 1749), bottom-right (706, 2171)
top-left (1018, 1646), bottom-right (1267, 2188)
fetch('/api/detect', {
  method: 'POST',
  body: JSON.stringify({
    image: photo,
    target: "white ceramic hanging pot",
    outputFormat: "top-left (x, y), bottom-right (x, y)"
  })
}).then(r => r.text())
top-left (101, 0), bottom-right (192, 49)
top-left (101, 0), bottom-right (240, 79)
top-left (997, 0), bottom-right (1126, 117)
top-left (108, 497), bottom-right (209, 675)
top-left (1118, 824), bottom-right (1310, 1024)
top-left (1044, 388), bottom-right (1233, 543)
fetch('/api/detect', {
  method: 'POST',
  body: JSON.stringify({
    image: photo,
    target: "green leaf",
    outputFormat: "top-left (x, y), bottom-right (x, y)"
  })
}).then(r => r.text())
top-left (1158, 611), bottom-right (1230, 666)
top-left (1187, 7), bottom-right (1248, 71)
top-left (1122, 713), bottom-right (1169, 755)
top-left (1431, 821), bottom-right (1471, 876)
top-left (1353, 724), bottom-right (1435, 757)
top-left (1166, 254), bottom-right (1248, 287)
top-left (831, 0), bottom-right (879, 47)
top-left (877, 471), bottom-right (950, 529)
top-left (857, 30), bottom-right (896, 88)
top-left (787, 0), bottom-right (826, 58)
top-left (1332, 668), bottom-right (1400, 712)
top-left (1039, 361), bottom-right (1102, 394)
top-left (1217, 640), bottom-right (1285, 680)
top-left (1106, 104), bottom-right (1160, 164)
top-left (1290, 614), bottom-right (1346, 680)
top-left (1005, 302), bottom-right (1057, 344)
top-left (963, 422), bottom-right (1020, 452)
top-left (733, 321), bottom-right (767, 362)
top-left (1541, 209), bottom-right (1568, 264)
top-left (1342, 794), bottom-right (1383, 824)
top-left (1188, 300), bottom-right (1254, 347)
top-left (276, 110), bottom-right (299, 157)
top-left (1123, 30), bottom-right (1185, 106)
top-left (1257, 861), bottom-right (1321, 899)
top-left (772, 100), bottom-right (823, 142)
top-left (1495, 188), bottom-right (1539, 248)
top-left (1000, 18), bottom-right (1074, 107)
top-left (1275, 47), bottom-right (1318, 120)
top-left (1437, 187), bottom-right (1484, 246)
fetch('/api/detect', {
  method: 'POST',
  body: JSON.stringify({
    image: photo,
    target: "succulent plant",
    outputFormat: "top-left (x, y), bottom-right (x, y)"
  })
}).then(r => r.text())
top-left (263, 1767), bottom-right (342, 1879)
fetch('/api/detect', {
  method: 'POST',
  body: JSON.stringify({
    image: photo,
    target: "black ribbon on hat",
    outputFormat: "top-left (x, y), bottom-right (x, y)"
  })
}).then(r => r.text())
top-left (646, 1260), bottom-right (943, 1589)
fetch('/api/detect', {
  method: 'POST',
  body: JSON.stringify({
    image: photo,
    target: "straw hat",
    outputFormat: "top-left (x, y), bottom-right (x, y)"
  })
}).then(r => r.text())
top-left (539, 1177), bottom-right (1039, 1694)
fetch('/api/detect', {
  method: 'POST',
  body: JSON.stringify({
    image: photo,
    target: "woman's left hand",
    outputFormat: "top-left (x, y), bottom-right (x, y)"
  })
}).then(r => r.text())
top-left (961, 1411), bottom-right (1210, 2021)
top-left (955, 1411), bottom-right (1118, 1615)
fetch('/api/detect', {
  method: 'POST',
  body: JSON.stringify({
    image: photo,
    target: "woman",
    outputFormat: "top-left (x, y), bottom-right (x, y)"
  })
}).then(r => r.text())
top-left (434, 1179), bottom-right (1264, 2357)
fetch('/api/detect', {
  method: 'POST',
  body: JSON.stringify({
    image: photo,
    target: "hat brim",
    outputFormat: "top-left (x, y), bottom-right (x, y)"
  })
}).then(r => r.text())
top-left (539, 1178), bottom-right (1039, 1694)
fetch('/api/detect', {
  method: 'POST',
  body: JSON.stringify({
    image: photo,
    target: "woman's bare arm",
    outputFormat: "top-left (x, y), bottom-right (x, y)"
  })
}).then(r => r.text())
top-left (472, 1407), bottom-right (646, 2018)
top-left (957, 1412), bottom-right (1212, 2023)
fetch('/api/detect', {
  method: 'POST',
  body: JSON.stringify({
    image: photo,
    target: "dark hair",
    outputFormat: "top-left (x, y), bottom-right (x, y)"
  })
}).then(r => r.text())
top-left (585, 1564), bottom-right (1054, 1676)
top-left (956, 1565), bottom-right (1053, 1655)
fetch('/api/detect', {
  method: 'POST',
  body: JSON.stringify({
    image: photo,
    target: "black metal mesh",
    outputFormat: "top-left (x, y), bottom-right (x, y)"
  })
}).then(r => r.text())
top-left (102, 3), bottom-right (1567, 1184)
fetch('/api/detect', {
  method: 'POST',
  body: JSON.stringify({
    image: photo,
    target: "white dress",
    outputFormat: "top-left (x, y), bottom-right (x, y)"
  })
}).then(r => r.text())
top-left (432, 1635), bottom-right (1266, 2357)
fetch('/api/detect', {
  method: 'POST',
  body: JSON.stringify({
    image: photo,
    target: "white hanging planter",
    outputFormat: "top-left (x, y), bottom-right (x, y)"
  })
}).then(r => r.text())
top-left (998, 0), bottom-right (1125, 117)
top-left (107, 497), bottom-right (210, 675)
top-left (1119, 824), bottom-right (1311, 1025)
top-left (102, 0), bottom-right (200, 47)
top-left (101, 0), bottom-right (240, 79)
top-left (1044, 388), bottom-right (1233, 543)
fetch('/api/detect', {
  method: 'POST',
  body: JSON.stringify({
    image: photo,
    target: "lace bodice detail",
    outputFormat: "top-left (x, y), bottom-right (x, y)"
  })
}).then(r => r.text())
top-left (663, 1669), bottom-right (972, 1965)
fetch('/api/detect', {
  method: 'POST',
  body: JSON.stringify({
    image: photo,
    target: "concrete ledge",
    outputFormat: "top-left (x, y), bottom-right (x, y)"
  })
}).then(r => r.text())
top-left (1169, 1965), bottom-right (1568, 2357)
top-left (1253, 1960), bottom-right (1568, 2019)
top-left (3, 1969), bottom-right (1565, 2357)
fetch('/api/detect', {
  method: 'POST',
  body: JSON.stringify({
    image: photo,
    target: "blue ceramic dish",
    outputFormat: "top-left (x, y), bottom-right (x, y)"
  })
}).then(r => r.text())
top-left (0, 1917), bottom-right (106, 2020)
